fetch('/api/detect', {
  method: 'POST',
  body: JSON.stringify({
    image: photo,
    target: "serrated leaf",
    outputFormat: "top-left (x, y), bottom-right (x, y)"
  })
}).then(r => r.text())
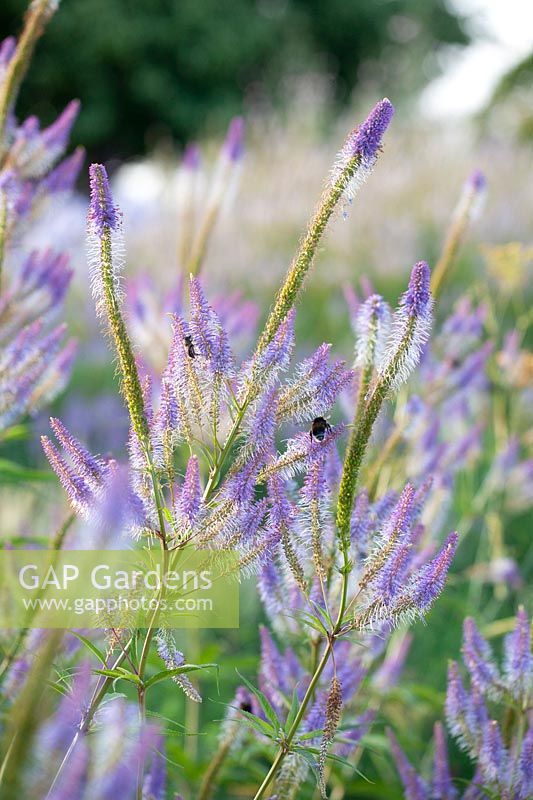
top-left (237, 708), bottom-right (277, 738)
top-left (284, 688), bottom-right (300, 733)
top-left (145, 662), bottom-right (217, 689)
top-left (236, 670), bottom-right (280, 731)
top-left (70, 631), bottom-right (107, 664)
top-left (93, 668), bottom-right (142, 685)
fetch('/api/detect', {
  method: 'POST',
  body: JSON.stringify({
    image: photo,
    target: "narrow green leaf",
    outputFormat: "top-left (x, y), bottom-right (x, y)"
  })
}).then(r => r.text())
top-left (284, 688), bottom-right (300, 733)
top-left (145, 662), bottom-right (217, 690)
top-left (236, 670), bottom-right (280, 731)
top-left (0, 458), bottom-right (54, 483)
top-left (70, 632), bottom-right (107, 664)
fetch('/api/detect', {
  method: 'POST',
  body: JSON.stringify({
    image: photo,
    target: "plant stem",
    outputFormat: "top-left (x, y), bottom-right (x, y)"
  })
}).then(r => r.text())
top-left (0, 0), bottom-right (56, 149)
top-left (252, 639), bottom-right (334, 800)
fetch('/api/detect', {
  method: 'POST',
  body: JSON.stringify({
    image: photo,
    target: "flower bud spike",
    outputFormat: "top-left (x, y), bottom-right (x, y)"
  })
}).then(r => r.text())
top-left (387, 728), bottom-right (429, 800)
top-left (317, 676), bottom-right (343, 798)
top-left (0, 0), bottom-right (60, 146)
top-left (255, 99), bottom-right (394, 355)
top-left (431, 169), bottom-right (487, 297)
top-left (87, 163), bottom-right (150, 454)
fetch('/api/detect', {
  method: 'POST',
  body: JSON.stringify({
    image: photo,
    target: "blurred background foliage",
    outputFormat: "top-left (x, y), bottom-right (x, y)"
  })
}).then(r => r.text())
top-left (2, 0), bottom-right (469, 160)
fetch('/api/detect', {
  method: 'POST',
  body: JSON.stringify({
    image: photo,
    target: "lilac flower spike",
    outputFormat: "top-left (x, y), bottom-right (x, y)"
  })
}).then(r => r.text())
top-left (88, 163), bottom-right (118, 237)
top-left (378, 261), bottom-right (433, 392)
top-left (387, 728), bottom-right (429, 800)
top-left (348, 98), bottom-right (395, 165)
top-left (468, 169), bottom-right (486, 193)
top-left (405, 532), bottom-right (458, 614)
top-left (175, 455), bottom-right (202, 527)
top-left (462, 618), bottom-right (501, 697)
top-left (517, 727), bottom-right (533, 800)
top-left (183, 142), bottom-right (201, 170)
top-left (479, 719), bottom-right (507, 784)
top-left (189, 276), bottom-right (232, 374)
top-left (403, 261), bottom-right (431, 319)
top-left (354, 293), bottom-right (391, 370)
top-left (142, 737), bottom-right (166, 800)
top-left (331, 99), bottom-right (395, 203)
top-left (432, 722), bottom-right (458, 800)
top-left (503, 606), bottom-right (532, 700)
top-left (224, 116), bottom-right (245, 162)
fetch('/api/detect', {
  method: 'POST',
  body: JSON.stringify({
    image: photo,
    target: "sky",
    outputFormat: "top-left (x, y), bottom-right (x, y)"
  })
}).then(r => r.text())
top-left (421, 0), bottom-right (533, 117)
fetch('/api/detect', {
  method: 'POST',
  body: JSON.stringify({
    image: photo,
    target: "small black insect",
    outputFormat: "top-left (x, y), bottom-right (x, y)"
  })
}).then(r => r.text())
top-left (240, 700), bottom-right (253, 714)
top-left (184, 335), bottom-right (196, 359)
top-left (310, 416), bottom-right (332, 442)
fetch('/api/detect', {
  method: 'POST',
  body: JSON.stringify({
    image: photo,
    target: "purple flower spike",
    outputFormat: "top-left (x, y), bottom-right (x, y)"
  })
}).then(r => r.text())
top-left (503, 606), bottom-right (532, 700)
top-left (516, 726), bottom-right (533, 800)
top-left (462, 618), bottom-right (501, 697)
top-left (176, 455), bottom-right (202, 525)
top-left (479, 719), bottom-right (507, 785)
top-left (183, 142), bottom-right (201, 170)
top-left (41, 435), bottom-right (95, 515)
top-left (42, 99), bottom-right (80, 152)
top-left (142, 736), bottom-right (166, 800)
top-left (407, 532), bottom-right (458, 613)
top-left (348, 99), bottom-right (395, 166)
top-left (49, 416), bottom-right (108, 485)
top-left (403, 261), bottom-right (431, 319)
top-left (189, 276), bottom-right (232, 374)
top-left (432, 722), bottom-right (458, 800)
top-left (445, 662), bottom-right (469, 742)
top-left (224, 116), bottom-right (245, 162)
top-left (44, 147), bottom-right (85, 194)
top-left (88, 163), bottom-right (118, 236)
top-left (0, 36), bottom-right (16, 68)
top-left (387, 728), bottom-right (429, 800)
top-left (467, 169), bottom-right (486, 193)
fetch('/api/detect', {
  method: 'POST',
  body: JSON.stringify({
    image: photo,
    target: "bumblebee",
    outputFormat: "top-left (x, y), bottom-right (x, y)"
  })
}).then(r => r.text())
top-left (184, 335), bottom-right (196, 359)
top-left (310, 416), bottom-right (331, 441)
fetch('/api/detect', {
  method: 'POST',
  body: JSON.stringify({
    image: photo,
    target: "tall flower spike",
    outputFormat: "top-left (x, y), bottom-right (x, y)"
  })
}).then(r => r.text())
top-left (155, 630), bottom-right (201, 703)
top-left (432, 722), bottom-right (458, 800)
top-left (516, 726), bottom-right (533, 800)
top-left (336, 265), bottom-right (432, 556)
top-left (317, 677), bottom-right (343, 798)
top-left (479, 719), bottom-right (507, 785)
top-left (142, 737), bottom-right (166, 800)
top-left (378, 261), bottom-right (433, 392)
top-left (0, 0), bottom-right (60, 144)
top-left (175, 455), bottom-right (202, 528)
top-left (462, 618), bottom-right (501, 698)
top-left (255, 99), bottom-right (394, 354)
top-left (87, 164), bottom-right (149, 451)
top-left (224, 116), bottom-right (244, 162)
top-left (502, 606), bottom-right (532, 701)
top-left (354, 293), bottom-right (391, 372)
top-left (387, 728), bottom-right (429, 800)
top-left (189, 276), bottom-right (232, 374)
top-left (331, 98), bottom-right (395, 203)
top-left (431, 169), bottom-right (487, 296)
top-left (445, 661), bottom-right (470, 745)
top-left (401, 532), bottom-right (458, 615)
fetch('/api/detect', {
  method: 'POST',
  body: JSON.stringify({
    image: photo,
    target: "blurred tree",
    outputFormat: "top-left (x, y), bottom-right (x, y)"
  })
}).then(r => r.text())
top-left (1, 0), bottom-right (468, 160)
top-left (481, 50), bottom-right (533, 142)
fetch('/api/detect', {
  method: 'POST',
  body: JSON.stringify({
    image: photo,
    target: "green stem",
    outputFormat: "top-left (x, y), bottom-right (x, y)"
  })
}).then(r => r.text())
top-left (0, 513), bottom-right (74, 689)
top-left (196, 725), bottom-right (233, 800)
top-left (0, 0), bottom-right (56, 149)
top-left (256, 156), bottom-right (360, 354)
top-left (252, 639), bottom-right (334, 800)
